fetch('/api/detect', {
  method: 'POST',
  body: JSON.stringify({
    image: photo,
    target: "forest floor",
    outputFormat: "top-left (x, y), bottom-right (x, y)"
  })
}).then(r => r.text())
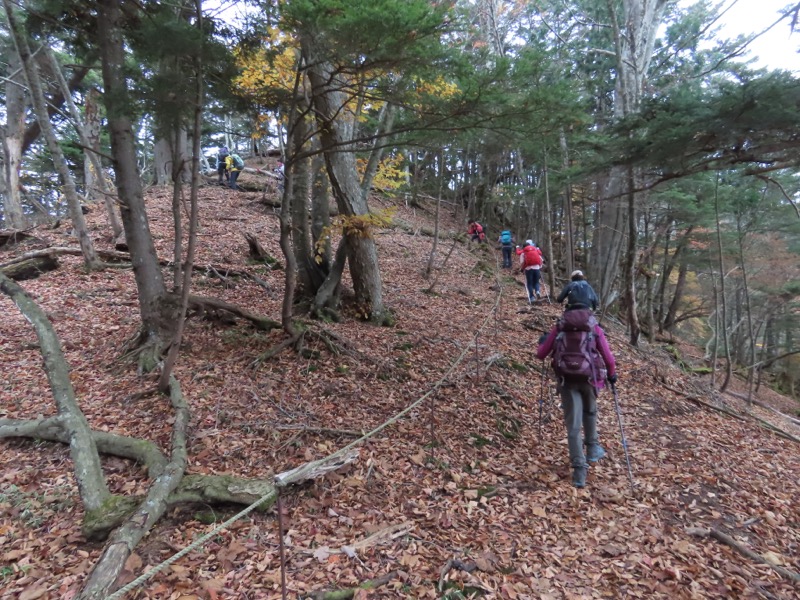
top-left (1, 169), bottom-right (799, 600)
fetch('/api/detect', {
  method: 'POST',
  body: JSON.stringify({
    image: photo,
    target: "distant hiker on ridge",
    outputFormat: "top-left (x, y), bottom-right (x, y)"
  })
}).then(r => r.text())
top-left (557, 270), bottom-right (599, 312)
top-left (216, 146), bottom-right (229, 185)
top-left (536, 308), bottom-right (617, 488)
top-left (497, 229), bottom-right (515, 268)
top-left (225, 151), bottom-right (245, 191)
top-left (519, 240), bottom-right (543, 302)
top-left (467, 220), bottom-right (486, 244)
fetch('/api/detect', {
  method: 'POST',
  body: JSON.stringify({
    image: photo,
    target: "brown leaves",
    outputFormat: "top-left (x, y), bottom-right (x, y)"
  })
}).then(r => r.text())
top-left (1, 187), bottom-right (799, 599)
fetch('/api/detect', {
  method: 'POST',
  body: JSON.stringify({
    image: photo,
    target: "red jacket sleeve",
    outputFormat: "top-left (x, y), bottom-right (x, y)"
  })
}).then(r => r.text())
top-left (536, 327), bottom-right (558, 360)
top-left (593, 325), bottom-right (616, 378)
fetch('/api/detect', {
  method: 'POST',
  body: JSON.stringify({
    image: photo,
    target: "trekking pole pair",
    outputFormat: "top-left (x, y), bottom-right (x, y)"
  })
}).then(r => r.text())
top-left (610, 382), bottom-right (635, 492)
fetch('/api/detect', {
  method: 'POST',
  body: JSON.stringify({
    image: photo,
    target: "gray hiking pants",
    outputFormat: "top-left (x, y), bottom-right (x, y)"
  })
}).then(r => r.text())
top-left (559, 381), bottom-right (599, 468)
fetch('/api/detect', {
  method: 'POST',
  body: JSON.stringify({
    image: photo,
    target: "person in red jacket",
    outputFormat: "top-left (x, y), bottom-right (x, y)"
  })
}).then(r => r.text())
top-left (519, 240), bottom-right (543, 301)
top-left (536, 310), bottom-right (617, 488)
top-left (467, 220), bottom-right (486, 243)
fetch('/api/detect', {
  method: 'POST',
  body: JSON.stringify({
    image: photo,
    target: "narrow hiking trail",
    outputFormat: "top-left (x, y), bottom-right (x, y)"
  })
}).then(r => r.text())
top-left (1, 179), bottom-right (799, 599)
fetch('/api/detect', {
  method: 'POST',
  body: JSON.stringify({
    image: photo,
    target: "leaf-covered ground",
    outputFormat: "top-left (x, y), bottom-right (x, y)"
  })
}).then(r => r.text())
top-left (1, 174), bottom-right (799, 599)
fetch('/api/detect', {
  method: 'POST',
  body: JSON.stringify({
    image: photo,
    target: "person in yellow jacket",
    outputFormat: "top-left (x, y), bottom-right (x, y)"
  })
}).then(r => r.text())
top-left (224, 152), bottom-right (244, 190)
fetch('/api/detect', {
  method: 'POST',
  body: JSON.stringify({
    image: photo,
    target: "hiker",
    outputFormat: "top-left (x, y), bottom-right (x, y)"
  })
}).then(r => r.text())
top-left (557, 270), bottom-right (599, 312)
top-left (467, 220), bottom-right (486, 243)
top-left (498, 230), bottom-right (515, 268)
top-left (519, 240), bottom-right (543, 301)
top-left (537, 309), bottom-right (617, 488)
top-left (216, 146), bottom-right (229, 185)
top-left (225, 152), bottom-right (244, 190)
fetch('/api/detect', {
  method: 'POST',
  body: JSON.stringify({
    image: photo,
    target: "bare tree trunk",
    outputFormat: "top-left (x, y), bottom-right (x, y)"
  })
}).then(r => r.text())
top-left (2, 53), bottom-right (27, 229)
top-left (311, 139), bottom-right (331, 265)
top-left (46, 50), bottom-right (123, 239)
top-left (97, 0), bottom-right (175, 369)
top-left (559, 129), bottom-right (574, 277)
top-left (589, 0), bottom-right (668, 306)
top-left (623, 165), bottom-right (640, 345)
top-left (713, 177), bottom-right (733, 391)
top-left (425, 151), bottom-right (444, 279)
top-left (303, 48), bottom-right (387, 323)
top-left (542, 149), bottom-right (556, 295)
top-left (158, 5), bottom-right (204, 393)
top-left (291, 113), bottom-right (315, 296)
top-left (736, 213), bottom-right (756, 402)
top-left (4, 3), bottom-right (99, 268)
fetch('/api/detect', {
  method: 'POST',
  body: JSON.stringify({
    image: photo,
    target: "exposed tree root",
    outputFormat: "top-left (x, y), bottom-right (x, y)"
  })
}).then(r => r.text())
top-left (0, 416), bottom-right (169, 478)
top-left (188, 294), bottom-right (281, 331)
top-left (686, 526), bottom-right (800, 584)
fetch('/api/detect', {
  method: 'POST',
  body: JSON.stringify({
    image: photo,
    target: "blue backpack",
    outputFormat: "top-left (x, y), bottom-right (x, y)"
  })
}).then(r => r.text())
top-left (500, 230), bottom-right (512, 245)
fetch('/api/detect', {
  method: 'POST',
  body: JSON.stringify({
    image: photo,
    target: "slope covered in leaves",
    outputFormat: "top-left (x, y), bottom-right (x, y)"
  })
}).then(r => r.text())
top-left (1, 176), bottom-right (799, 599)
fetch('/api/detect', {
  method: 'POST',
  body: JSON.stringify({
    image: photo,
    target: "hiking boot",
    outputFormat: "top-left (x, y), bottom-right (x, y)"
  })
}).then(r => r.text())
top-left (572, 466), bottom-right (587, 488)
top-left (587, 445), bottom-right (606, 464)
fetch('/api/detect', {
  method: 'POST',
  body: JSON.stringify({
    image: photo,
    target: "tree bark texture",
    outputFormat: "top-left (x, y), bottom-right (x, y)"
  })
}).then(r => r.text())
top-left (45, 50), bottom-right (123, 239)
top-left (303, 45), bottom-right (387, 323)
top-left (2, 52), bottom-right (27, 229)
top-left (97, 0), bottom-right (175, 359)
top-left (4, 2), bottom-right (99, 268)
top-left (588, 0), bottom-right (668, 306)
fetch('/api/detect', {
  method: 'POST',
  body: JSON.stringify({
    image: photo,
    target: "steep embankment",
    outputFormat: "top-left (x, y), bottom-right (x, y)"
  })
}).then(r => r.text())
top-left (0, 179), bottom-right (798, 599)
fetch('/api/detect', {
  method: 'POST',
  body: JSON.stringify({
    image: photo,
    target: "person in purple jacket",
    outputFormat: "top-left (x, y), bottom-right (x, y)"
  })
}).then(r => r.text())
top-left (537, 310), bottom-right (617, 488)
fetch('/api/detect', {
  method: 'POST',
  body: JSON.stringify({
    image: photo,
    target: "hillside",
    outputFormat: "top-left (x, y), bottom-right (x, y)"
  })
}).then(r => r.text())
top-left (1, 179), bottom-right (799, 600)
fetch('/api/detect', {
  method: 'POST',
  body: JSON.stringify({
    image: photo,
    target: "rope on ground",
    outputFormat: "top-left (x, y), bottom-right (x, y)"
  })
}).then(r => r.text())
top-left (107, 289), bottom-right (503, 599)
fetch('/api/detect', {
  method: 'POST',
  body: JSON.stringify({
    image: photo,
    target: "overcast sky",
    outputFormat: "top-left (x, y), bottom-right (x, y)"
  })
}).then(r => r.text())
top-left (713, 0), bottom-right (799, 71)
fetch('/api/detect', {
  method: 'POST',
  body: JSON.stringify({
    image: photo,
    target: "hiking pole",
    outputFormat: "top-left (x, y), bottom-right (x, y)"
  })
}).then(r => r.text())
top-left (611, 382), bottom-right (635, 492)
top-left (538, 360), bottom-right (546, 440)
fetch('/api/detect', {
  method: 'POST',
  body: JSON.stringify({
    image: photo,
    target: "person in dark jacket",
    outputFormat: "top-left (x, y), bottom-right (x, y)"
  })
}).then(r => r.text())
top-left (216, 146), bottom-right (229, 185)
top-left (537, 310), bottom-right (617, 488)
top-left (557, 270), bottom-right (599, 311)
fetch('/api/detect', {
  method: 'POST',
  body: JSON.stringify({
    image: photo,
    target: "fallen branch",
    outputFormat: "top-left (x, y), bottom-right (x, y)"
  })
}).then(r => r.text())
top-left (686, 526), bottom-right (800, 584)
top-left (661, 383), bottom-right (747, 421)
top-left (725, 391), bottom-right (800, 426)
top-left (662, 383), bottom-right (800, 443)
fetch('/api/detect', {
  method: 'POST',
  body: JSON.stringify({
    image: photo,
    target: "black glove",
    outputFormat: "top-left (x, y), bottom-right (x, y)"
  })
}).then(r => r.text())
top-left (607, 374), bottom-right (617, 384)
top-left (538, 334), bottom-right (547, 345)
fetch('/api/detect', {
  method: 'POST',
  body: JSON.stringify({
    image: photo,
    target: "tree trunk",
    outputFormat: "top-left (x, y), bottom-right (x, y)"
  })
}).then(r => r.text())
top-left (46, 51), bottom-right (123, 239)
top-left (97, 0), bottom-right (176, 368)
top-left (290, 113), bottom-right (315, 297)
top-left (425, 151), bottom-right (444, 279)
top-left (303, 50), bottom-right (387, 323)
top-left (623, 165), bottom-right (640, 345)
top-left (4, 2), bottom-right (99, 268)
top-left (2, 53), bottom-right (27, 230)
top-left (559, 129), bottom-right (574, 277)
top-left (588, 0), bottom-right (668, 306)
top-left (713, 176), bottom-right (733, 391)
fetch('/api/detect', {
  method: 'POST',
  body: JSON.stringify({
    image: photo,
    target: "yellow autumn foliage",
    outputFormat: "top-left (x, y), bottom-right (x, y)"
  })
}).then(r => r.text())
top-left (356, 154), bottom-right (406, 191)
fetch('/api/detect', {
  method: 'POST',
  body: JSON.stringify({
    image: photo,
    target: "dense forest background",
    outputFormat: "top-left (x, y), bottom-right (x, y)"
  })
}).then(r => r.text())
top-left (1, 0), bottom-right (800, 598)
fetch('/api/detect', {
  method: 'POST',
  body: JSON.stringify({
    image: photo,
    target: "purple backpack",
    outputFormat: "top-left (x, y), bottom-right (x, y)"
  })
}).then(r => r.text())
top-left (552, 309), bottom-right (607, 384)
